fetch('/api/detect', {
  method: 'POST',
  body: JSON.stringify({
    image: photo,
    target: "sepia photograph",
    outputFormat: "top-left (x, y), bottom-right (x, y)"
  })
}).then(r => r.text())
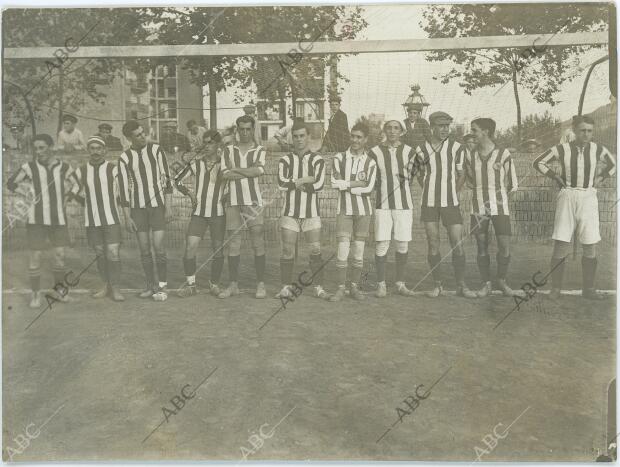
top-left (1, 2), bottom-right (617, 462)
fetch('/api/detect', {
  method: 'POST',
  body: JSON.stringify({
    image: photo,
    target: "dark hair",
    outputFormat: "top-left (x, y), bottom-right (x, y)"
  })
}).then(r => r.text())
top-left (351, 122), bottom-right (370, 137)
top-left (62, 114), bottom-right (77, 123)
top-left (186, 119), bottom-right (197, 129)
top-left (236, 115), bottom-right (255, 128)
top-left (471, 118), bottom-right (496, 138)
top-left (203, 129), bottom-right (222, 144)
top-left (291, 118), bottom-right (308, 133)
top-left (572, 115), bottom-right (595, 127)
top-left (122, 120), bottom-right (141, 138)
top-left (463, 134), bottom-right (475, 142)
top-left (33, 134), bottom-right (54, 147)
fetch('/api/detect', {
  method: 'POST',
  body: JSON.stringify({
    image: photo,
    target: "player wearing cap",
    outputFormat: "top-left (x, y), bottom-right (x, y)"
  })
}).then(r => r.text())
top-left (329, 122), bottom-right (377, 302)
top-left (175, 130), bottom-right (226, 297)
top-left (415, 111), bottom-right (477, 299)
top-left (69, 136), bottom-right (125, 301)
top-left (57, 114), bottom-right (86, 153)
top-left (118, 120), bottom-right (173, 301)
top-left (96, 123), bottom-right (123, 151)
top-left (276, 119), bottom-right (331, 301)
top-left (403, 103), bottom-right (431, 150)
top-left (463, 118), bottom-right (519, 297)
top-left (7, 134), bottom-right (77, 308)
top-left (533, 114), bottom-right (616, 300)
top-left (218, 115), bottom-right (268, 299)
top-left (368, 119), bottom-right (417, 298)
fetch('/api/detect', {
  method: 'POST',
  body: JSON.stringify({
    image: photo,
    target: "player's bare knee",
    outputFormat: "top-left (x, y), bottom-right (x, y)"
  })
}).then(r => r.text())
top-left (282, 243), bottom-right (295, 259)
top-left (250, 226), bottom-right (265, 255)
top-left (582, 243), bottom-right (597, 258)
top-left (337, 240), bottom-right (350, 261)
top-left (375, 240), bottom-right (390, 257)
top-left (106, 244), bottom-right (120, 261)
top-left (30, 250), bottom-right (42, 267)
top-left (52, 247), bottom-right (65, 266)
top-left (395, 241), bottom-right (408, 254)
top-left (308, 241), bottom-right (321, 257)
top-left (552, 240), bottom-right (571, 259)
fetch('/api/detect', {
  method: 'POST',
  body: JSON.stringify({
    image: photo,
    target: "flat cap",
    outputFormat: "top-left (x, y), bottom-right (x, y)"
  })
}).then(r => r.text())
top-left (62, 114), bottom-right (78, 123)
top-left (429, 111), bottom-right (453, 125)
top-left (98, 123), bottom-right (113, 131)
top-left (203, 129), bottom-right (222, 143)
top-left (328, 95), bottom-right (342, 103)
top-left (406, 103), bottom-right (424, 111)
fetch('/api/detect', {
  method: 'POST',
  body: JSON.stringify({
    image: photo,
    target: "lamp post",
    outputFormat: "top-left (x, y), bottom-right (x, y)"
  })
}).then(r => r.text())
top-left (402, 84), bottom-right (430, 119)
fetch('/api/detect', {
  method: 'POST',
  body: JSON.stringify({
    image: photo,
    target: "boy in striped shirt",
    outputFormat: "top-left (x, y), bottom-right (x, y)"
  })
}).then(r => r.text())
top-left (463, 118), bottom-right (519, 297)
top-left (7, 134), bottom-right (76, 308)
top-left (118, 120), bottom-right (173, 301)
top-left (368, 119), bottom-right (417, 298)
top-left (276, 120), bottom-right (330, 300)
top-left (533, 114), bottom-right (616, 300)
top-left (415, 111), bottom-right (477, 299)
top-left (218, 115), bottom-right (267, 299)
top-left (69, 136), bottom-right (125, 301)
top-left (329, 123), bottom-right (377, 302)
top-left (175, 130), bottom-right (226, 297)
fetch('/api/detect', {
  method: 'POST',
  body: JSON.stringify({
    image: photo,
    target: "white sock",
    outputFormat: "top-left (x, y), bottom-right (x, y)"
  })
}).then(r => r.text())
top-left (187, 275), bottom-right (196, 285)
top-left (159, 281), bottom-right (167, 288)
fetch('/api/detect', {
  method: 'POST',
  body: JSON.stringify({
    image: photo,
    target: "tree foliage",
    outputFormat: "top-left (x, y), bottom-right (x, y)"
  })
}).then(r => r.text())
top-left (495, 111), bottom-right (562, 149)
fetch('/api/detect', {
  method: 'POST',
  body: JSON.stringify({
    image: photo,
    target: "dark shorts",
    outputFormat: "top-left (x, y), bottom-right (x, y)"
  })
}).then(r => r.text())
top-left (470, 214), bottom-right (512, 236)
top-left (27, 224), bottom-right (70, 249)
top-left (225, 204), bottom-right (264, 230)
top-left (131, 207), bottom-right (166, 232)
top-left (336, 213), bottom-right (371, 240)
top-left (186, 215), bottom-right (225, 240)
top-left (87, 224), bottom-right (122, 247)
top-left (420, 206), bottom-right (463, 226)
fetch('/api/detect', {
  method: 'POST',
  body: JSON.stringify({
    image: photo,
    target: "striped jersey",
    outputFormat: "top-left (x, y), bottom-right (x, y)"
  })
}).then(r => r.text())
top-left (415, 139), bottom-right (465, 207)
top-left (368, 143), bottom-right (416, 210)
top-left (6, 160), bottom-right (74, 226)
top-left (174, 158), bottom-right (225, 217)
top-left (220, 144), bottom-right (266, 206)
top-left (533, 141), bottom-right (616, 188)
top-left (331, 150), bottom-right (377, 215)
top-left (277, 150), bottom-right (326, 218)
top-left (70, 161), bottom-right (121, 227)
top-left (118, 143), bottom-right (172, 209)
top-left (463, 147), bottom-right (518, 216)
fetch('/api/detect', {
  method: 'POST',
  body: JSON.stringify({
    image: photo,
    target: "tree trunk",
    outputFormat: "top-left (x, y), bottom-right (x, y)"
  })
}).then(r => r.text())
top-left (57, 67), bottom-right (65, 135)
top-left (277, 85), bottom-right (287, 127)
top-left (208, 77), bottom-right (217, 130)
top-left (512, 67), bottom-right (522, 142)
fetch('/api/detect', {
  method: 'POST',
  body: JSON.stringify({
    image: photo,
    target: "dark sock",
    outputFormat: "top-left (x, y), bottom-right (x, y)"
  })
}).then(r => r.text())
top-left (96, 255), bottom-right (108, 282)
top-left (427, 253), bottom-right (442, 282)
top-left (582, 256), bottom-right (597, 290)
top-left (28, 267), bottom-right (41, 292)
top-left (107, 260), bottom-right (121, 286)
top-left (337, 266), bottom-right (347, 286)
top-left (280, 258), bottom-right (294, 285)
top-left (309, 253), bottom-right (324, 285)
top-left (183, 257), bottom-right (196, 276)
top-left (255, 254), bottom-right (266, 282)
top-left (211, 256), bottom-right (224, 284)
top-left (395, 251), bottom-right (408, 283)
top-left (452, 253), bottom-right (466, 285)
top-left (141, 253), bottom-right (155, 286)
top-left (228, 255), bottom-right (240, 282)
top-left (350, 265), bottom-right (362, 285)
top-left (155, 253), bottom-right (167, 283)
top-left (52, 267), bottom-right (66, 287)
top-left (551, 256), bottom-right (566, 290)
top-left (375, 255), bottom-right (387, 283)
top-left (477, 255), bottom-right (491, 282)
top-left (496, 253), bottom-right (510, 280)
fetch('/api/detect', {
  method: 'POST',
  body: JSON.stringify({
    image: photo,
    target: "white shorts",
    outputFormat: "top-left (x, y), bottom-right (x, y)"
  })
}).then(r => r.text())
top-left (374, 209), bottom-right (413, 242)
top-left (552, 188), bottom-right (600, 244)
top-left (280, 216), bottom-right (321, 233)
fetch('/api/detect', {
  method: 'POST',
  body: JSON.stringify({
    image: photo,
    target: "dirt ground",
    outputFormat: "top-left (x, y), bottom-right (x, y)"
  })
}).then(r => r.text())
top-left (2, 240), bottom-right (616, 461)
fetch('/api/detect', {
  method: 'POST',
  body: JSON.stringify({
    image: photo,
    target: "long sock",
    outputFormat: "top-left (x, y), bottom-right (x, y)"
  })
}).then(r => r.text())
top-left (211, 256), bottom-right (224, 284)
top-left (395, 251), bottom-right (408, 283)
top-left (141, 253), bottom-right (155, 286)
top-left (336, 265), bottom-right (347, 286)
top-left (280, 258), bottom-right (294, 285)
top-left (309, 253), bottom-right (324, 285)
top-left (228, 255), bottom-right (240, 282)
top-left (550, 256), bottom-right (566, 290)
top-left (350, 260), bottom-right (363, 285)
top-left (96, 255), bottom-right (108, 282)
top-left (28, 267), bottom-right (41, 292)
top-left (155, 253), bottom-right (167, 284)
top-left (452, 253), bottom-right (466, 285)
top-left (427, 253), bottom-right (442, 282)
top-left (255, 254), bottom-right (266, 282)
top-left (582, 256), bottom-right (597, 290)
top-left (375, 255), bottom-right (387, 283)
top-left (496, 253), bottom-right (510, 280)
top-left (183, 257), bottom-right (196, 276)
top-left (477, 254), bottom-right (491, 282)
top-left (107, 260), bottom-right (121, 286)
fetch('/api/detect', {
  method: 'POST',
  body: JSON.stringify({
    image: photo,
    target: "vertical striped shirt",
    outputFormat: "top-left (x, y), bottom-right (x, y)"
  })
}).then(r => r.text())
top-left (277, 150), bottom-right (326, 218)
top-left (415, 139), bottom-right (465, 207)
top-left (70, 161), bottom-right (121, 226)
top-left (331, 150), bottom-right (377, 215)
top-left (6, 160), bottom-right (74, 226)
top-left (174, 158), bottom-right (225, 217)
top-left (118, 143), bottom-right (172, 208)
top-left (220, 144), bottom-right (266, 206)
top-left (533, 141), bottom-right (616, 188)
top-left (463, 147), bottom-right (518, 215)
top-left (368, 143), bottom-right (416, 210)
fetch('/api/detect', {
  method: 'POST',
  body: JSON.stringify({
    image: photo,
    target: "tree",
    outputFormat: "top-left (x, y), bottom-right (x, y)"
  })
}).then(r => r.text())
top-left (420, 4), bottom-right (609, 140)
top-left (495, 111), bottom-right (561, 149)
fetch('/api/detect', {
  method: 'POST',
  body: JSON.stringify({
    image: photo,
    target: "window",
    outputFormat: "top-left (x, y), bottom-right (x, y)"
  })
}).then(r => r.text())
top-left (149, 64), bottom-right (179, 143)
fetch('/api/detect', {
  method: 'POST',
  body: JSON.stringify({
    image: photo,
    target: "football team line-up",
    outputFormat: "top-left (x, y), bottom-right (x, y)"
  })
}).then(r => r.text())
top-left (7, 99), bottom-right (616, 309)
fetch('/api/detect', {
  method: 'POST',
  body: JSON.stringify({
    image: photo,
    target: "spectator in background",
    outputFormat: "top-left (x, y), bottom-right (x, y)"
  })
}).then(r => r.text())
top-left (96, 123), bottom-right (123, 151)
top-left (463, 133), bottom-right (476, 153)
top-left (57, 114), bottom-right (86, 153)
top-left (186, 119), bottom-right (207, 151)
top-left (523, 139), bottom-right (540, 153)
top-left (159, 122), bottom-right (189, 154)
top-left (322, 96), bottom-right (349, 153)
top-left (4, 122), bottom-right (31, 152)
top-left (243, 104), bottom-right (262, 144)
top-left (402, 103), bottom-right (431, 149)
